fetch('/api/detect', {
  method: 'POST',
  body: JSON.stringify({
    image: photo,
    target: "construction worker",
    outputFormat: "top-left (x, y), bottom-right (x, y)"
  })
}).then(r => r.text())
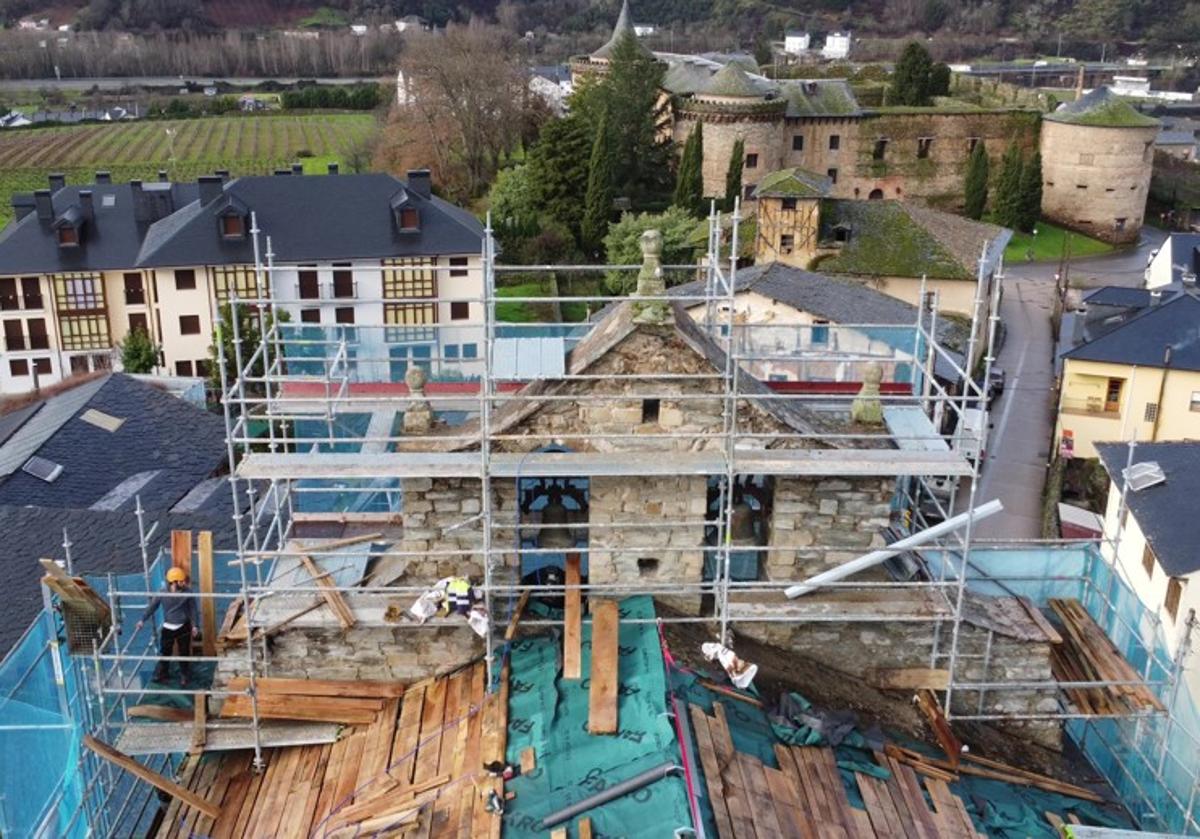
top-left (445, 576), bottom-right (474, 616)
top-left (135, 567), bottom-right (198, 686)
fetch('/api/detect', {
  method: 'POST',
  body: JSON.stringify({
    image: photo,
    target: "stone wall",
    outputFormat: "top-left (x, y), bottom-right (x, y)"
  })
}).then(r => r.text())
top-left (1040, 119), bottom-right (1157, 244)
top-left (675, 114), bottom-right (787, 203)
top-left (766, 476), bottom-right (893, 579)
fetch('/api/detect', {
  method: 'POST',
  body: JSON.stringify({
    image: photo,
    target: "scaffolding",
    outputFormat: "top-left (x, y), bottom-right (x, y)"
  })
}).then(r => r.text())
top-left (12, 204), bottom-right (1200, 836)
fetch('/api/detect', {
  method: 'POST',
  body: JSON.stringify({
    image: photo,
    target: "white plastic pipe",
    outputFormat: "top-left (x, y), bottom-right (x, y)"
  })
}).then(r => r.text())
top-left (784, 498), bottom-right (1004, 598)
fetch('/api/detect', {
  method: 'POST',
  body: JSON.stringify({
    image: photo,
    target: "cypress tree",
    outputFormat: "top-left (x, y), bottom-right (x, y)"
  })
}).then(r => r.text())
top-left (963, 142), bottom-right (989, 220)
top-left (581, 108), bottom-right (614, 257)
top-left (673, 121), bottom-right (705, 217)
top-left (994, 142), bottom-right (1024, 229)
top-left (890, 42), bottom-right (934, 106)
top-left (723, 138), bottom-right (744, 213)
top-left (1017, 151), bottom-right (1043, 233)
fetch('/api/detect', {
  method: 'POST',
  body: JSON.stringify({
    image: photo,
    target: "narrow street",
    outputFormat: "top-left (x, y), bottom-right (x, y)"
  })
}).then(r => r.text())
top-left (957, 228), bottom-right (1167, 539)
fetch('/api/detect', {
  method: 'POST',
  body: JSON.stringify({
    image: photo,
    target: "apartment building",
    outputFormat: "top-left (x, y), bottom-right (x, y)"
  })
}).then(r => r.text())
top-left (0, 168), bottom-right (485, 394)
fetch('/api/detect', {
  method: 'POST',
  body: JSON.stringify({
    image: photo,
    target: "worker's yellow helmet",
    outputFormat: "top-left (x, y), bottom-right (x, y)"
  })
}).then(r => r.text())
top-left (166, 568), bottom-right (188, 583)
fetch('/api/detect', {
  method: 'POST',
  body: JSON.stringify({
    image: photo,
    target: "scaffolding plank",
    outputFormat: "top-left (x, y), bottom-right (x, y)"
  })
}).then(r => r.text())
top-left (198, 531), bottom-right (217, 657)
top-left (563, 553), bottom-right (582, 680)
top-left (587, 600), bottom-right (619, 735)
top-left (728, 589), bottom-right (954, 623)
top-left (114, 721), bottom-right (340, 756)
top-left (237, 448), bottom-right (973, 480)
top-left (84, 734), bottom-right (222, 820)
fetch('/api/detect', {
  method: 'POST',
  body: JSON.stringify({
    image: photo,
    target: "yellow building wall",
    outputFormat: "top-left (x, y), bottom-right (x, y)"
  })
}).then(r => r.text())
top-left (151, 266), bottom-right (218, 376)
top-left (1055, 359), bottom-right (1200, 459)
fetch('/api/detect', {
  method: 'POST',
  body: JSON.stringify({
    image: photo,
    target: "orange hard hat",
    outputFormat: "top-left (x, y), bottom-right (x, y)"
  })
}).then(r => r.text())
top-left (166, 567), bottom-right (188, 583)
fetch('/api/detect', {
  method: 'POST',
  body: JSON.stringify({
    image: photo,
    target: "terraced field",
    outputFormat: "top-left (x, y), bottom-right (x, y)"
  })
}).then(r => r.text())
top-left (0, 113), bottom-right (378, 226)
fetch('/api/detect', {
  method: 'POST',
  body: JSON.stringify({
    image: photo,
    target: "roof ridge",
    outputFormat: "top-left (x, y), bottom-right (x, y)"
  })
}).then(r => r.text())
top-left (1063, 290), bottom-right (1199, 363)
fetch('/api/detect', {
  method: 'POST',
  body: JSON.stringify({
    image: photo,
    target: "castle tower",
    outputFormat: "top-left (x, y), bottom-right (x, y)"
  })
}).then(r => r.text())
top-left (570, 0), bottom-right (654, 81)
top-left (752, 167), bottom-right (833, 268)
top-left (1039, 86), bottom-right (1159, 244)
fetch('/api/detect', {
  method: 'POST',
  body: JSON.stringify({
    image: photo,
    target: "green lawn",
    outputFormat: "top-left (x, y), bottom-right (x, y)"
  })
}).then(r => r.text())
top-left (1003, 220), bottom-right (1115, 264)
top-left (494, 278), bottom-right (593, 323)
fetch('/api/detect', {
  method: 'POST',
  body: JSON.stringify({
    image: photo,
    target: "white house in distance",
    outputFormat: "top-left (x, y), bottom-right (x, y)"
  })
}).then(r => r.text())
top-left (822, 32), bottom-right (851, 60)
top-left (1096, 441), bottom-right (1200, 708)
top-left (784, 31), bottom-right (811, 55)
top-left (1145, 232), bottom-right (1200, 289)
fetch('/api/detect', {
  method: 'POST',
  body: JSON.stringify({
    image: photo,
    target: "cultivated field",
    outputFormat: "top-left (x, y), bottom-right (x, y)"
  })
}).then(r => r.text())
top-left (0, 113), bottom-right (378, 226)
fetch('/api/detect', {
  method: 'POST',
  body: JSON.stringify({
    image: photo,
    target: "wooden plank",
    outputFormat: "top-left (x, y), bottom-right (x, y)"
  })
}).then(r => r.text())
top-left (563, 553), bottom-right (582, 679)
top-left (328, 730), bottom-right (368, 821)
top-left (225, 751), bottom-right (270, 839)
top-left (916, 690), bottom-right (963, 768)
top-left (158, 754), bottom-right (201, 839)
top-left (867, 668), bottom-right (950, 691)
top-left (550, 830), bottom-right (567, 839)
top-left (433, 672), bottom-right (474, 839)
top-left (587, 599), bottom-right (619, 735)
top-left (356, 696), bottom-right (402, 801)
top-left (688, 706), bottom-right (736, 839)
top-left (176, 753), bottom-right (222, 839)
top-left (294, 743), bottom-right (335, 838)
top-left (924, 778), bottom-right (978, 839)
top-left (171, 530), bottom-right (193, 574)
top-left (519, 747), bottom-right (536, 774)
top-left (577, 817), bottom-right (594, 839)
top-left (197, 531), bottom-right (217, 656)
top-left (456, 663), bottom-right (486, 839)
top-left (875, 759), bottom-right (921, 839)
top-left (710, 703), bottom-right (758, 839)
top-left (427, 671), bottom-right (465, 839)
top-left (763, 764), bottom-right (816, 839)
top-left (310, 732), bottom-right (353, 835)
top-left (219, 694), bottom-right (382, 725)
top-left (884, 755), bottom-right (940, 839)
top-left (247, 745), bottom-right (303, 839)
top-left (208, 757), bottom-right (256, 839)
top-left (788, 746), bottom-right (835, 829)
top-left (224, 676), bottom-right (406, 699)
top-left (84, 734), bottom-right (221, 820)
top-left (739, 753), bottom-right (784, 838)
top-left (414, 675), bottom-right (449, 786)
top-left (277, 745), bottom-right (325, 839)
top-left (299, 554), bottom-right (356, 629)
top-left (190, 695), bottom-right (207, 754)
top-left (391, 683), bottom-right (427, 788)
top-left (857, 772), bottom-right (901, 839)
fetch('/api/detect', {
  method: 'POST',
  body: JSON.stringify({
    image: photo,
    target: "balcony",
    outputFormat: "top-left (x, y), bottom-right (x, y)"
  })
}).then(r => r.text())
top-left (1060, 396), bottom-right (1121, 418)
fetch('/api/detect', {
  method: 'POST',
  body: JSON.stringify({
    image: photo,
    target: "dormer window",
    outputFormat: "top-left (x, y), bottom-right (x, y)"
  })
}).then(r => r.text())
top-left (221, 214), bottom-right (245, 239)
top-left (57, 226), bottom-right (79, 247)
top-left (398, 207), bottom-right (419, 231)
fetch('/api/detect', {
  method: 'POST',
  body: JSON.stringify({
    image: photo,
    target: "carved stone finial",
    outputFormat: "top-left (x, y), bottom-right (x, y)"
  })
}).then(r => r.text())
top-left (632, 228), bottom-right (672, 325)
top-left (403, 364), bottom-right (433, 434)
top-left (851, 361), bottom-right (885, 425)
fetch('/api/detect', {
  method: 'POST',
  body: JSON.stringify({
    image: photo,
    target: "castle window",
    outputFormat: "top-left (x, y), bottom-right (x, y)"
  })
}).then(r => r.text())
top-left (872, 138), bottom-right (888, 160)
top-left (1079, 152), bottom-right (1094, 165)
top-left (780, 234), bottom-right (794, 254)
top-left (967, 137), bottom-right (979, 153)
top-left (745, 153), bottom-right (759, 169)
top-left (637, 558), bottom-right (660, 577)
top-left (1076, 184), bottom-right (1087, 190)
top-left (826, 168), bottom-right (838, 184)
top-left (1115, 218), bottom-right (1127, 232)
top-left (868, 188), bottom-right (884, 200)
top-left (917, 137), bottom-right (933, 159)
top-left (781, 198), bottom-right (797, 211)
top-left (642, 399), bottom-right (660, 424)
top-left (828, 134), bottom-right (840, 151)
top-left (743, 184), bottom-right (755, 200)
top-left (792, 134), bottom-right (804, 151)
top-left (833, 224), bottom-right (850, 243)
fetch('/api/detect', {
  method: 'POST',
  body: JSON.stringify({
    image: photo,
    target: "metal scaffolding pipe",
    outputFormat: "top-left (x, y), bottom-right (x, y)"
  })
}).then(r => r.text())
top-left (785, 499), bottom-right (1004, 598)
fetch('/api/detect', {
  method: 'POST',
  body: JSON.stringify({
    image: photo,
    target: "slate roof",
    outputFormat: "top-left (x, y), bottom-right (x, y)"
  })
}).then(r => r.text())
top-left (0, 505), bottom-right (234, 653)
top-left (0, 181), bottom-right (199, 275)
top-left (753, 167), bottom-right (832, 199)
top-left (1062, 292), bottom-right (1200, 371)
top-left (1157, 129), bottom-right (1197, 146)
top-left (1044, 86), bottom-right (1159, 128)
top-left (591, 0), bottom-right (652, 61)
top-left (814, 200), bottom-right (1006, 281)
top-left (0, 373), bottom-right (227, 513)
top-left (1082, 286), bottom-right (1172, 308)
top-left (699, 62), bottom-right (763, 98)
top-left (777, 79), bottom-right (861, 117)
top-left (654, 54), bottom-right (860, 117)
top-left (1096, 442), bottom-right (1200, 577)
top-left (137, 173), bottom-right (484, 268)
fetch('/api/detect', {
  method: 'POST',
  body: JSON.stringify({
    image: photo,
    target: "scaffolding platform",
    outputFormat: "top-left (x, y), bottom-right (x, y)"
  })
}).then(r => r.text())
top-left (727, 588), bottom-right (956, 623)
top-left (113, 720), bottom-right (341, 756)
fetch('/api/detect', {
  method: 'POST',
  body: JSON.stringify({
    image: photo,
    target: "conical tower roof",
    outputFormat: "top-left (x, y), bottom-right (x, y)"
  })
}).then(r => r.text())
top-left (592, 0), bottom-right (653, 61)
top-left (699, 61), bottom-right (764, 98)
top-left (1044, 86), bottom-right (1158, 128)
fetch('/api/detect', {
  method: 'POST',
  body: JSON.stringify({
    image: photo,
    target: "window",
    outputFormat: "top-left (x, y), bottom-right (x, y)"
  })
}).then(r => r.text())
top-left (1076, 184), bottom-right (1087, 190)
top-left (212, 266), bottom-right (258, 304)
top-left (444, 344), bottom-right (459, 359)
top-left (57, 226), bottom-right (79, 247)
top-left (335, 306), bottom-right (355, 324)
top-left (967, 137), bottom-right (979, 153)
top-left (399, 207), bottom-right (419, 230)
top-left (58, 315), bottom-right (108, 350)
top-left (129, 313), bottom-right (148, 334)
top-left (779, 234), bottom-right (795, 255)
top-left (461, 343), bottom-right (478, 359)
top-left (637, 558), bottom-right (660, 577)
top-left (1105, 378), bottom-right (1123, 412)
top-left (33, 357), bottom-right (51, 375)
top-left (745, 153), bottom-right (759, 169)
top-left (195, 359), bottom-right (210, 378)
top-left (828, 134), bottom-right (840, 150)
top-left (1142, 544), bottom-right (1155, 578)
top-left (642, 398), bottom-right (660, 424)
top-left (27, 318), bottom-right (48, 350)
top-left (179, 315), bottom-right (201, 335)
top-left (175, 360), bottom-right (194, 376)
top-left (9, 359), bottom-right (28, 376)
top-left (91, 353), bottom-right (111, 372)
top-left (333, 265), bottom-right (355, 298)
top-left (742, 184), bottom-right (756, 200)
top-left (826, 168), bottom-right (838, 184)
top-left (1190, 391), bottom-right (1200, 412)
top-left (20, 277), bottom-right (42, 309)
top-left (382, 258), bottom-right (436, 300)
top-left (449, 257), bottom-right (469, 278)
top-left (4, 319), bottom-right (24, 351)
top-left (792, 134), bottom-right (804, 151)
top-left (1166, 577), bottom-right (1185, 621)
top-left (833, 225), bottom-right (851, 243)
top-left (1115, 218), bottom-right (1126, 232)
top-left (0, 279), bottom-right (16, 310)
top-left (450, 301), bottom-right (470, 320)
top-left (54, 273), bottom-right (104, 313)
top-left (385, 302), bottom-right (436, 325)
top-left (781, 198), bottom-right (797, 211)
top-left (872, 138), bottom-right (888, 160)
top-left (301, 308), bottom-right (321, 323)
top-left (1144, 402), bottom-right (1158, 423)
top-left (70, 355), bottom-right (89, 374)
top-left (221, 214), bottom-right (245, 238)
top-left (917, 137), bottom-right (933, 159)
top-left (811, 319), bottom-right (830, 345)
top-left (868, 188), bottom-right (884, 200)
top-left (175, 269), bottom-right (196, 290)
top-left (298, 269), bottom-right (320, 300)
top-left (123, 272), bottom-right (145, 305)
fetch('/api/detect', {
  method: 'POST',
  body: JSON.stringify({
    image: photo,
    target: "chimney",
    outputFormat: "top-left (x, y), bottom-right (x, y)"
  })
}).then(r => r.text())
top-left (291, 162), bottom-right (303, 175)
top-left (79, 190), bottom-right (94, 221)
top-left (327, 162), bottom-right (339, 175)
top-left (215, 169), bottom-right (230, 180)
top-left (406, 168), bottom-right (432, 199)
top-left (48, 173), bottom-right (66, 193)
top-left (198, 175), bottom-right (224, 206)
top-left (11, 195), bottom-right (35, 221)
top-left (157, 169), bottom-right (168, 182)
top-left (95, 171), bottom-right (111, 184)
top-left (34, 189), bottom-right (53, 221)
top-left (274, 168), bottom-right (291, 176)
top-left (130, 180), bottom-right (149, 222)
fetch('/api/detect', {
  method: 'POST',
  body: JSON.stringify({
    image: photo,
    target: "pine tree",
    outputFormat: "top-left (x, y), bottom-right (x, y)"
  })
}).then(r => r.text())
top-left (527, 114), bottom-right (592, 241)
top-left (963, 142), bottom-right (989, 220)
top-left (119, 327), bottom-right (159, 374)
top-left (994, 142), bottom-right (1025, 229)
top-left (1017, 151), bottom-right (1043, 233)
top-left (581, 107), bottom-right (614, 256)
top-left (890, 42), bottom-right (934, 106)
top-left (723, 138), bottom-right (744, 213)
top-left (673, 121), bottom-right (705, 217)
top-left (929, 62), bottom-right (952, 97)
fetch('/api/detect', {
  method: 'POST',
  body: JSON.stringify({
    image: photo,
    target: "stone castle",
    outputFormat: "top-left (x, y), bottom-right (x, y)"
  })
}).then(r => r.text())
top-left (571, 0), bottom-right (1158, 244)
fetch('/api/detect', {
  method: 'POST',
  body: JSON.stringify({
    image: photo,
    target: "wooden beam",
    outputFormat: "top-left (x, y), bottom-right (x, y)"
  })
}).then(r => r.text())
top-left (191, 695), bottom-right (207, 754)
top-left (299, 555), bottom-right (355, 630)
top-left (577, 817), bottom-right (593, 839)
top-left (219, 694), bottom-right (382, 725)
top-left (198, 531), bottom-right (217, 657)
top-left (171, 530), bottom-right (193, 575)
top-left (587, 599), bottom-right (619, 735)
top-left (867, 668), bottom-right (950, 691)
top-left (915, 690), bottom-right (963, 769)
top-left (504, 590), bottom-right (530, 643)
top-left (224, 676), bottom-right (405, 699)
top-left (563, 553), bottom-right (582, 680)
top-left (84, 734), bottom-right (221, 820)
top-left (519, 747), bottom-right (536, 774)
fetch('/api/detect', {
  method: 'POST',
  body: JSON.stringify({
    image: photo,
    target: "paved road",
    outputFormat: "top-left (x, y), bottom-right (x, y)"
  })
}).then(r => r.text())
top-left (958, 227), bottom-right (1168, 540)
